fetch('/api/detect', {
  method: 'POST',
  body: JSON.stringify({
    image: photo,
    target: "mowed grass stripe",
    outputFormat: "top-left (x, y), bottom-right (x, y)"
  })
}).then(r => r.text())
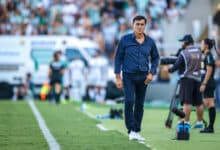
top-left (0, 101), bottom-right (48, 150)
top-left (85, 103), bottom-right (220, 150)
top-left (36, 102), bottom-right (149, 150)
top-left (142, 108), bottom-right (220, 150)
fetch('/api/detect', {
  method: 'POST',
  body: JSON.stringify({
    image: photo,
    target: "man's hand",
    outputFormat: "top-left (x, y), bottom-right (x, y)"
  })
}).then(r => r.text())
top-left (115, 74), bottom-right (123, 89)
top-left (116, 78), bottom-right (123, 89)
top-left (162, 65), bottom-right (169, 72)
top-left (144, 73), bottom-right (153, 85)
top-left (200, 84), bottom-right (206, 93)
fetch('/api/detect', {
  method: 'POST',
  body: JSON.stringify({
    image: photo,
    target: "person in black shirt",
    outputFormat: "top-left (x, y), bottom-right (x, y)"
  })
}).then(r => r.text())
top-left (49, 52), bottom-right (65, 104)
top-left (200, 38), bottom-right (216, 133)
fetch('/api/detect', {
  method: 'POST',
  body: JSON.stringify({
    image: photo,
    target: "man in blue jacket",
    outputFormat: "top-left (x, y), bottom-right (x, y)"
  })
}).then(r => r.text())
top-left (114, 15), bottom-right (160, 141)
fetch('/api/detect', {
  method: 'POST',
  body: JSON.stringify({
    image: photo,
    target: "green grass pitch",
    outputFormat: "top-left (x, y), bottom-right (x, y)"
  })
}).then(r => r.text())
top-left (0, 100), bottom-right (220, 150)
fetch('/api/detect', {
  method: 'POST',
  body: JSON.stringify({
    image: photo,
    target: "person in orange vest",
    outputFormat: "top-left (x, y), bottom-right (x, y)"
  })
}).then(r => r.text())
top-left (40, 82), bottom-right (50, 100)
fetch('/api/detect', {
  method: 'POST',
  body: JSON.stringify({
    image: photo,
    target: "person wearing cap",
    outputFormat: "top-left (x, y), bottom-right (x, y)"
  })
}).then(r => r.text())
top-left (168, 34), bottom-right (203, 128)
top-left (114, 15), bottom-right (160, 141)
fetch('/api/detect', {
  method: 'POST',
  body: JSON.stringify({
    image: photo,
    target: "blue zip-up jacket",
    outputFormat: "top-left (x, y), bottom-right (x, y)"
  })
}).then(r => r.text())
top-left (114, 33), bottom-right (160, 75)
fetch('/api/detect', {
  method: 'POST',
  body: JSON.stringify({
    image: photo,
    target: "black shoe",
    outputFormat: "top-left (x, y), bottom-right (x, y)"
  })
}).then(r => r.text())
top-left (200, 127), bottom-right (214, 133)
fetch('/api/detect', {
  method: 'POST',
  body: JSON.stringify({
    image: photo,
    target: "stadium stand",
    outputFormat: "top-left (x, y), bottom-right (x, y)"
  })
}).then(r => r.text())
top-left (0, 0), bottom-right (190, 58)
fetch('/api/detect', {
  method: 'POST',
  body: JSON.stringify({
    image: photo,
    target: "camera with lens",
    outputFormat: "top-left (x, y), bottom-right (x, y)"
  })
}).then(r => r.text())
top-left (160, 57), bottom-right (177, 65)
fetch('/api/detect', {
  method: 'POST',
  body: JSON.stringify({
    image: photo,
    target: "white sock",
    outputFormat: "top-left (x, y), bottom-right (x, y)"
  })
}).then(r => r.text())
top-left (184, 121), bottom-right (190, 124)
top-left (196, 121), bottom-right (203, 124)
top-left (177, 119), bottom-right (185, 124)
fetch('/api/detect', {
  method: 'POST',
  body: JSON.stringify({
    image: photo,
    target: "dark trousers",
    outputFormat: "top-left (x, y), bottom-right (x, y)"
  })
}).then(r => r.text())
top-left (50, 81), bottom-right (62, 104)
top-left (122, 72), bottom-right (147, 133)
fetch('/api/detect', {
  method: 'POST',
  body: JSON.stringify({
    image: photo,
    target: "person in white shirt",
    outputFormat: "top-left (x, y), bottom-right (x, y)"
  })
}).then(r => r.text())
top-left (68, 57), bottom-right (86, 101)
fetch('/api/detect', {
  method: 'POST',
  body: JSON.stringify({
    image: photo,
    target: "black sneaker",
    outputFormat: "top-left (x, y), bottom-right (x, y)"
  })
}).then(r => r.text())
top-left (200, 127), bottom-right (214, 133)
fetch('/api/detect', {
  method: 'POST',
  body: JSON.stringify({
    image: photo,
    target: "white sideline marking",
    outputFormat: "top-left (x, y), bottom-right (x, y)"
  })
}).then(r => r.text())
top-left (84, 112), bottom-right (109, 131)
top-left (85, 110), bottom-right (155, 150)
top-left (85, 112), bottom-right (96, 119)
top-left (28, 101), bottom-right (60, 150)
top-left (84, 111), bottom-right (155, 150)
top-left (96, 124), bottom-right (109, 131)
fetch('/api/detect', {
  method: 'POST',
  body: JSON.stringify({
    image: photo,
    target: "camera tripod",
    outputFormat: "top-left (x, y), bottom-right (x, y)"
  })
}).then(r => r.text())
top-left (165, 80), bottom-right (208, 129)
top-left (165, 80), bottom-right (180, 128)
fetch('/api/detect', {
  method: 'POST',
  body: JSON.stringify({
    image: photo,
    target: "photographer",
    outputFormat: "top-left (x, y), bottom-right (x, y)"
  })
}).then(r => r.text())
top-left (168, 34), bottom-right (203, 127)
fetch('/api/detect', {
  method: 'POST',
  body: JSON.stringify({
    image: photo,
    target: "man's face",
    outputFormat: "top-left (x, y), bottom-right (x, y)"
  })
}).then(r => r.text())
top-left (182, 42), bottom-right (186, 49)
top-left (133, 19), bottom-right (146, 34)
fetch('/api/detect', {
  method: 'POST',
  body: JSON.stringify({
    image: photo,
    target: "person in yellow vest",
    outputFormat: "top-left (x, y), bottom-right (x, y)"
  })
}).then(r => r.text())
top-left (40, 82), bottom-right (50, 100)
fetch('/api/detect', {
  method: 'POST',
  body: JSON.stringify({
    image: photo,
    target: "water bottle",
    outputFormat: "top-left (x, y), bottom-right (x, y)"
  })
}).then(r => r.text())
top-left (80, 103), bottom-right (87, 112)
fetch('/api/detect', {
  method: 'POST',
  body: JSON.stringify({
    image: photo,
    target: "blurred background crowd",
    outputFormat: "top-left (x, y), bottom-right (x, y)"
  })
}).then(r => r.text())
top-left (0, 0), bottom-right (220, 108)
top-left (0, 0), bottom-right (191, 59)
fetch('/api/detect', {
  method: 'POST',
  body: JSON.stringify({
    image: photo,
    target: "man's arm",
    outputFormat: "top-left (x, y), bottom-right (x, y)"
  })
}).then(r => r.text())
top-left (114, 38), bottom-right (124, 88)
top-left (168, 54), bottom-right (184, 73)
top-left (145, 42), bottom-right (159, 85)
top-left (149, 42), bottom-right (160, 75)
top-left (114, 38), bottom-right (124, 75)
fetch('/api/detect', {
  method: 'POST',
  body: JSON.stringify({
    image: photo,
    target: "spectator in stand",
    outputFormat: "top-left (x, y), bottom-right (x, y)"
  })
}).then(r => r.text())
top-left (0, 0), bottom-right (191, 59)
top-left (116, 19), bottom-right (132, 42)
top-left (148, 22), bottom-right (163, 44)
top-left (166, 0), bottom-right (179, 22)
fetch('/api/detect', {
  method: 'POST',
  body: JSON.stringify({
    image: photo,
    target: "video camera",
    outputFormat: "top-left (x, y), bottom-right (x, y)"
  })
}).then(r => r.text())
top-left (160, 57), bottom-right (177, 65)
